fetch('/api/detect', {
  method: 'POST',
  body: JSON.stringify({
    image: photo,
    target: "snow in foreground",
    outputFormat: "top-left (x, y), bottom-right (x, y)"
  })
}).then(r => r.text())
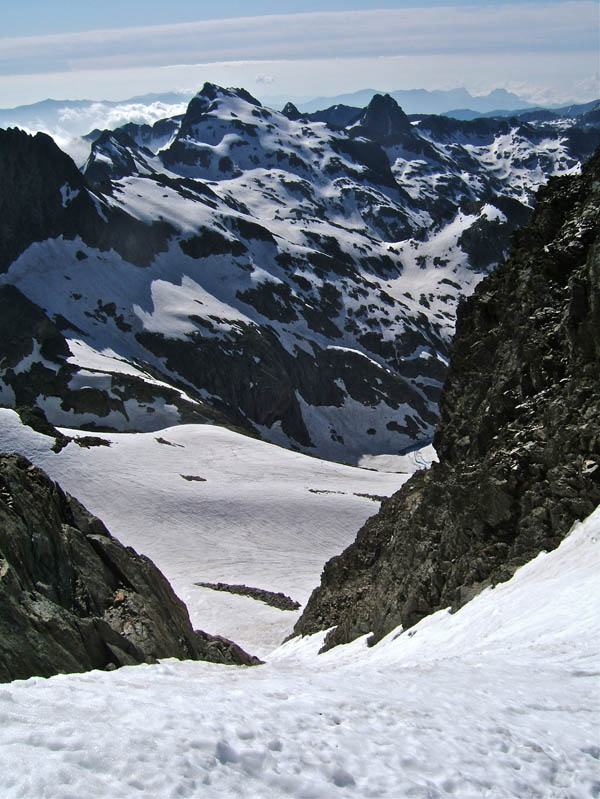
top-left (1, 495), bottom-right (598, 796)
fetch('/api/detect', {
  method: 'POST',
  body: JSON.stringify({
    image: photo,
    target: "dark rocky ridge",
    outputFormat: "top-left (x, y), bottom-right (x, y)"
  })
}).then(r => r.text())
top-left (0, 128), bottom-right (174, 272)
top-left (0, 453), bottom-right (260, 681)
top-left (293, 149), bottom-right (600, 650)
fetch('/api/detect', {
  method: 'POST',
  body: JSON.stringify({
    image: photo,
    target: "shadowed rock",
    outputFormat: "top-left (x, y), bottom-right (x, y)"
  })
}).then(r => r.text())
top-left (293, 148), bottom-right (600, 650)
top-left (0, 454), bottom-right (261, 681)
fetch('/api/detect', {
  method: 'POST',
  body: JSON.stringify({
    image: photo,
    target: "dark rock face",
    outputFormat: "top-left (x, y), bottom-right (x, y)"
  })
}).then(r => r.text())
top-left (0, 285), bottom-right (225, 434)
top-left (0, 454), bottom-right (260, 681)
top-left (306, 104), bottom-right (362, 129)
top-left (136, 323), bottom-right (435, 449)
top-left (0, 127), bottom-right (173, 271)
top-left (351, 94), bottom-right (412, 143)
top-left (282, 102), bottom-right (302, 121)
top-left (0, 129), bottom-right (89, 274)
top-left (293, 149), bottom-right (600, 650)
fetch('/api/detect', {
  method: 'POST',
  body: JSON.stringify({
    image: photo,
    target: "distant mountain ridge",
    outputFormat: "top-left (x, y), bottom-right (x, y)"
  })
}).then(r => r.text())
top-left (2, 87), bottom-right (596, 141)
top-left (295, 87), bottom-right (536, 116)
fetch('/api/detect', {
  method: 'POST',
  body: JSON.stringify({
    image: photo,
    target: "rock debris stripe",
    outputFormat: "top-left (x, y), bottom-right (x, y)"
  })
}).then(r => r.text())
top-left (195, 582), bottom-right (301, 611)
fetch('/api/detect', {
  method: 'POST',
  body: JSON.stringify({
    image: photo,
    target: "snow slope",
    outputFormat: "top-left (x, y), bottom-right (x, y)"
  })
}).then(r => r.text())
top-left (0, 473), bottom-right (597, 798)
top-left (0, 409), bottom-right (412, 655)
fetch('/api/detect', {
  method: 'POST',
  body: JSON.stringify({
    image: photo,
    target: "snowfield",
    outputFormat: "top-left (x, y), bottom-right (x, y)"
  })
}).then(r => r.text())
top-left (0, 409), bottom-right (415, 655)
top-left (0, 410), bottom-right (598, 798)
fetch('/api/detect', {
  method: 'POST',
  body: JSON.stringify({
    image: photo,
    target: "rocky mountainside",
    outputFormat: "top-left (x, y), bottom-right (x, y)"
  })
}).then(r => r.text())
top-left (0, 84), bottom-right (598, 463)
top-left (0, 452), bottom-right (259, 681)
top-left (293, 148), bottom-right (600, 649)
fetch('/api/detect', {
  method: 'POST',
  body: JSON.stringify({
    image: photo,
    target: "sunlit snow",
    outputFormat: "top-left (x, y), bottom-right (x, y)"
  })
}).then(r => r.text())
top-left (0, 405), bottom-right (597, 798)
top-left (0, 409), bottom-right (409, 654)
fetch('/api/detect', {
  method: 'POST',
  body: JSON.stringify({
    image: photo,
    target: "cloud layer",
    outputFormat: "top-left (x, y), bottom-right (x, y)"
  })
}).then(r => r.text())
top-left (0, 4), bottom-right (596, 77)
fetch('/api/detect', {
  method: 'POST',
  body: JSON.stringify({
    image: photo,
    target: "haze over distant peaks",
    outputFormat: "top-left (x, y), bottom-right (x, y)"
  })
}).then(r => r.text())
top-left (292, 87), bottom-right (535, 116)
top-left (0, 87), bottom-right (586, 143)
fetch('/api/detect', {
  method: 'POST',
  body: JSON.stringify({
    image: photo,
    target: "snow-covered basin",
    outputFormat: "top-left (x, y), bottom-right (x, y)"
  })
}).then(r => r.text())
top-left (0, 408), bottom-right (418, 656)
top-left (0, 499), bottom-right (598, 798)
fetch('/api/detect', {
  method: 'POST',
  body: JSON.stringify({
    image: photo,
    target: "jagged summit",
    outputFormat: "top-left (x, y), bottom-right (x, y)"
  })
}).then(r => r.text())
top-left (194, 82), bottom-right (262, 107)
top-left (0, 128), bottom-right (88, 273)
top-left (181, 84), bottom-right (262, 128)
top-left (281, 101), bottom-right (302, 121)
top-left (350, 93), bottom-right (412, 142)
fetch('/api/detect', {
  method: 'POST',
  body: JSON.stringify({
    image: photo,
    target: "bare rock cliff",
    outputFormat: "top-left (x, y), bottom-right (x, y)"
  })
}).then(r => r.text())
top-left (294, 149), bottom-right (600, 650)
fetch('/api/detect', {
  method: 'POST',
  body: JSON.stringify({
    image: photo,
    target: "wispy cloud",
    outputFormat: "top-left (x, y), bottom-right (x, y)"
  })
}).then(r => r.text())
top-left (0, 4), bottom-right (596, 77)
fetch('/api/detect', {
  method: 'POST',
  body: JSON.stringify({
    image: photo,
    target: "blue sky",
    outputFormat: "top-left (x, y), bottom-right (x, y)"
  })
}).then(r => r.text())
top-left (3, 0), bottom-right (574, 36)
top-left (1, 1), bottom-right (597, 107)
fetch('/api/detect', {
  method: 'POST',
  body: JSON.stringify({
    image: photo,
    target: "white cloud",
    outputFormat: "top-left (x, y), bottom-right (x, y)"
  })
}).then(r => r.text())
top-left (0, 100), bottom-right (190, 165)
top-left (255, 73), bottom-right (276, 85)
top-left (0, 4), bottom-right (596, 77)
top-left (56, 100), bottom-right (189, 131)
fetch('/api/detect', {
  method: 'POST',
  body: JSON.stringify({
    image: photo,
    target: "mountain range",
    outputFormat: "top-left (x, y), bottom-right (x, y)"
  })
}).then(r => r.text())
top-left (2, 87), bottom-right (597, 142)
top-left (0, 78), bottom-right (598, 795)
top-left (1, 83), bottom-right (599, 464)
top-left (292, 87), bottom-right (536, 115)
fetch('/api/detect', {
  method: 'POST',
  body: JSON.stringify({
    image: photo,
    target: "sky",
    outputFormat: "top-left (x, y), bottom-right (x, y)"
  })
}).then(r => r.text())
top-left (0, 0), bottom-right (598, 108)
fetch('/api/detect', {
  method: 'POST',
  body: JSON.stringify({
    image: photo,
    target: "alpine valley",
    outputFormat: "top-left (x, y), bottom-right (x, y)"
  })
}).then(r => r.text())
top-left (1, 83), bottom-right (598, 463)
top-left (0, 82), bottom-right (599, 798)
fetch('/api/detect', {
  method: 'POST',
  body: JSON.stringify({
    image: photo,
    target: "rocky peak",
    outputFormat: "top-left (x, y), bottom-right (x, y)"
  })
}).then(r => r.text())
top-left (282, 101), bottom-right (302, 121)
top-left (0, 128), bottom-right (89, 273)
top-left (351, 93), bottom-right (412, 142)
top-left (83, 128), bottom-right (145, 185)
top-left (0, 127), bottom-right (173, 271)
top-left (179, 84), bottom-right (261, 133)
top-left (194, 82), bottom-right (261, 108)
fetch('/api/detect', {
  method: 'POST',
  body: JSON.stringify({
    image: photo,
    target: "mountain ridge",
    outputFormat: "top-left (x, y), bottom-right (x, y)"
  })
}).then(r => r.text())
top-left (0, 83), bottom-right (598, 463)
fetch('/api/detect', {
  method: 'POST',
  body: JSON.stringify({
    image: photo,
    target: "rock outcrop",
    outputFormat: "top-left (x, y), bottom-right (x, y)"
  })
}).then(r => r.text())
top-left (0, 453), bottom-right (260, 682)
top-left (293, 149), bottom-right (600, 650)
top-left (0, 127), bottom-right (174, 272)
